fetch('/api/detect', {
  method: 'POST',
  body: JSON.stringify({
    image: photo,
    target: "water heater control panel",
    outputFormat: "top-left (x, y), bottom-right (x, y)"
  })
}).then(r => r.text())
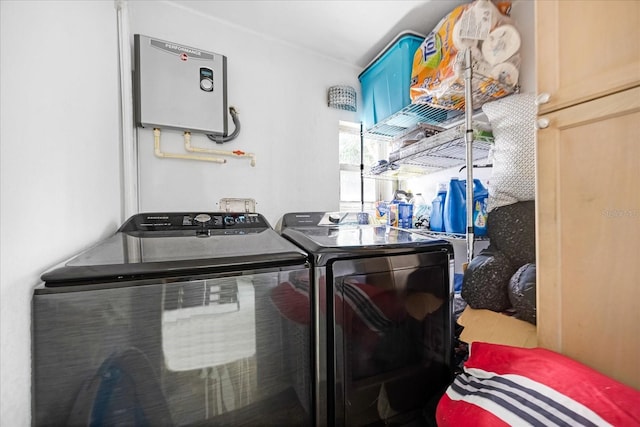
top-left (199, 67), bottom-right (214, 92)
top-left (134, 34), bottom-right (228, 135)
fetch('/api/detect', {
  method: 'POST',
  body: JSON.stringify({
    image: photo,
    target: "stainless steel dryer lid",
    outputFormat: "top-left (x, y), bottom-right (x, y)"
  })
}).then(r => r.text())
top-left (282, 224), bottom-right (448, 251)
top-left (280, 211), bottom-right (453, 266)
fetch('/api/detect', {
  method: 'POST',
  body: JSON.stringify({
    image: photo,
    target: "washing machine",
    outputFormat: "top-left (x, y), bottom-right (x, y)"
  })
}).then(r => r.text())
top-left (32, 212), bottom-right (311, 426)
top-left (279, 212), bottom-right (455, 427)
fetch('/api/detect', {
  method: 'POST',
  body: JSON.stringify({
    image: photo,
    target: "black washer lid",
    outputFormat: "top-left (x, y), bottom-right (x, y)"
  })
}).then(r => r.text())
top-left (41, 212), bottom-right (308, 287)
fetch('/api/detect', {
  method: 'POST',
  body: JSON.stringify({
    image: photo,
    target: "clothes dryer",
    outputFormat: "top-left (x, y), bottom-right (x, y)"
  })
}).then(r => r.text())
top-left (279, 212), bottom-right (455, 427)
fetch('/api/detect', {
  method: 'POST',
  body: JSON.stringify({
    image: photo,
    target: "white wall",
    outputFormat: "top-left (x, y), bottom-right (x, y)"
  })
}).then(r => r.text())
top-left (0, 1), bottom-right (121, 424)
top-left (128, 1), bottom-right (361, 227)
top-left (511, 0), bottom-right (536, 94)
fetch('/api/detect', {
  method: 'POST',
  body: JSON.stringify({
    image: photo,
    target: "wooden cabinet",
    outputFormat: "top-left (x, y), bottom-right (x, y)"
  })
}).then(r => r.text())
top-left (535, 0), bottom-right (640, 389)
top-left (536, 0), bottom-right (640, 114)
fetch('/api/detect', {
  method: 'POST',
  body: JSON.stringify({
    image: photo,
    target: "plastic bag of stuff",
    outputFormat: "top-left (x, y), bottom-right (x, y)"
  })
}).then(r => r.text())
top-left (409, 0), bottom-right (520, 109)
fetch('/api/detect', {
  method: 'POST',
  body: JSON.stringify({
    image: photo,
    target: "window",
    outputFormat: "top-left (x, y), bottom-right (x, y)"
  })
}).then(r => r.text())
top-left (339, 121), bottom-right (395, 212)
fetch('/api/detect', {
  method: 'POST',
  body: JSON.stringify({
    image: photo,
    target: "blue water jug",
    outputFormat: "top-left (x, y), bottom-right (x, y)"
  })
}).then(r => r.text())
top-left (444, 178), bottom-right (489, 235)
top-left (430, 183), bottom-right (447, 232)
top-left (444, 178), bottom-right (466, 234)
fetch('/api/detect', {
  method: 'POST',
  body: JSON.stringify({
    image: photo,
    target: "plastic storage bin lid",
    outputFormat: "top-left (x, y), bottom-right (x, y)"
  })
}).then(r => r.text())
top-left (358, 31), bottom-right (425, 129)
top-left (359, 30), bottom-right (425, 78)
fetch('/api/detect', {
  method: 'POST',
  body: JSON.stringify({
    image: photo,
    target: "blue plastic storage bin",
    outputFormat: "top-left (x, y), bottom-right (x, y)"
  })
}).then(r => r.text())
top-left (358, 32), bottom-right (424, 129)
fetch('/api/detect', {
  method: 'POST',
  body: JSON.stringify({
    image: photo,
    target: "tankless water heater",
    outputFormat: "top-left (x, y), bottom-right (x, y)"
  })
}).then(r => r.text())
top-left (134, 34), bottom-right (228, 135)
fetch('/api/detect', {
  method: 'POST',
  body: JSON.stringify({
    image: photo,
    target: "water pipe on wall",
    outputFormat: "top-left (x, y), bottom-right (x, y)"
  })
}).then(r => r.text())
top-left (206, 106), bottom-right (241, 144)
top-left (116, 0), bottom-right (138, 218)
top-left (153, 128), bottom-right (226, 163)
top-left (184, 132), bottom-right (256, 167)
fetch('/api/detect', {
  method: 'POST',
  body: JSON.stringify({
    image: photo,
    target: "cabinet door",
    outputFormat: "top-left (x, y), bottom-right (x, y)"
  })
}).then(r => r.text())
top-left (536, 87), bottom-right (640, 389)
top-left (536, 0), bottom-right (640, 114)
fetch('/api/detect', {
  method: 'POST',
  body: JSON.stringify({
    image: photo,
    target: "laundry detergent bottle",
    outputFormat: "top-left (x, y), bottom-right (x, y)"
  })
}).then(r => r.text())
top-left (429, 183), bottom-right (447, 232)
top-left (411, 193), bottom-right (430, 229)
top-left (443, 177), bottom-right (466, 234)
top-left (443, 178), bottom-right (489, 235)
top-left (472, 179), bottom-right (488, 236)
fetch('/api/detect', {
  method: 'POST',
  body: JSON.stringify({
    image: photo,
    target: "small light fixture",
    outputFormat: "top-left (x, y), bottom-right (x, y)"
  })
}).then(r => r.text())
top-left (328, 85), bottom-right (357, 112)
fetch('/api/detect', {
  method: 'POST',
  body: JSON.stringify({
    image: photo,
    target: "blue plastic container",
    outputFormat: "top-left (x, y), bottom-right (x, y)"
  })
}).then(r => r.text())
top-left (472, 181), bottom-right (488, 236)
top-left (430, 184), bottom-right (447, 232)
top-left (358, 32), bottom-right (424, 129)
top-left (454, 273), bottom-right (464, 293)
top-left (443, 178), bottom-right (488, 235)
top-left (398, 203), bottom-right (414, 229)
top-left (444, 178), bottom-right (466, 234)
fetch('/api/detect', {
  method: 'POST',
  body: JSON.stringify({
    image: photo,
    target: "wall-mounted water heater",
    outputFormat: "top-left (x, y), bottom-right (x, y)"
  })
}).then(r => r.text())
top-left (134, 34), bottom-right (228, 135)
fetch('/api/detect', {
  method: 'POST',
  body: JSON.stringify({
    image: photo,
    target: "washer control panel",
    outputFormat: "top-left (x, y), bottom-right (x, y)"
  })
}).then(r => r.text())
top-left (120, 212), bottom-right (269, 235)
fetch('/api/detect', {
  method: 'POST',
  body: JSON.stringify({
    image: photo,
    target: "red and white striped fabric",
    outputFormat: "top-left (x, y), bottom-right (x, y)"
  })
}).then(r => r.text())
top-left (437, 342), bottom-right (640, 427)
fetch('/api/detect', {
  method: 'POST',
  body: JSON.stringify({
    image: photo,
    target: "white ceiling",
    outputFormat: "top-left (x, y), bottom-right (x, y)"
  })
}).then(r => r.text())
top-left (169, 0), bottom-right (466, 70)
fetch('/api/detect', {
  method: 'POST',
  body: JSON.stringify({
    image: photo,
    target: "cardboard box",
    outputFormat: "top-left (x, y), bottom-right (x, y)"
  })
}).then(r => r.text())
top-left (458, 306), bottom-right (537, 348)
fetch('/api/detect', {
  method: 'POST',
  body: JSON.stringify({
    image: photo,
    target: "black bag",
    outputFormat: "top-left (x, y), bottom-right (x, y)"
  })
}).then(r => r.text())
top-left (509, 263), bottom-right (537, 325)
top-left (461, 247), bottom-right (516, 312)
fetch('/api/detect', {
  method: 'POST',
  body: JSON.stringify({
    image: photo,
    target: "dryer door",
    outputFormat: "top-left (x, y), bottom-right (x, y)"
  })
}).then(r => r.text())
top-left (326, 251), bottom-right (453, 427)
